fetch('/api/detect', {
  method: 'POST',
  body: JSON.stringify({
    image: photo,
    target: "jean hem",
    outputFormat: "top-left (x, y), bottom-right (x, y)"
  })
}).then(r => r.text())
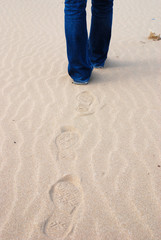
top-left (72, 77), bottom-right (90, 84)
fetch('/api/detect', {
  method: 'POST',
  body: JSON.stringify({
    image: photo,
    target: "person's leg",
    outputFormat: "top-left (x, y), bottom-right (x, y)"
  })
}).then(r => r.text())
top-left (89, 0), bottom-right (114, 67)
top-left (64, 0), bottom-right (93, 83)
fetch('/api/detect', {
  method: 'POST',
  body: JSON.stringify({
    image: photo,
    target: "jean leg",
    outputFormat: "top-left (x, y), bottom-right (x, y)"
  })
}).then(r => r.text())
top-left (89, 0), bottom-right (114, 67)
top-left (64, 0), bottom-right (93, 82)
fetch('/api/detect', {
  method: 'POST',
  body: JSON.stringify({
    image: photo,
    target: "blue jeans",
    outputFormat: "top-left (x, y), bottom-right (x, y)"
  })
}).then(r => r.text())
top-left (64, 0), bottom-right (114, 83)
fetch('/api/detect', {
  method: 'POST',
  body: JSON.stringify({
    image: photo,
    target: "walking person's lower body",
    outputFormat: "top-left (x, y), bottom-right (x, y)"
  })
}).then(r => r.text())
top-left (64, 0), bottom-right (114, 84)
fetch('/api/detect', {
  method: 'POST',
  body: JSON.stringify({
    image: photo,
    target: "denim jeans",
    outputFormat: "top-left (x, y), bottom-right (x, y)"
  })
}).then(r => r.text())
top-left (64, 0), bottom-right (114, 83)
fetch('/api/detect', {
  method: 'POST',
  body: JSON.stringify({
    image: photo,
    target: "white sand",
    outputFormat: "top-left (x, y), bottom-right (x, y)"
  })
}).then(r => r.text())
top-left (0, 0), bottom-right (161, 239)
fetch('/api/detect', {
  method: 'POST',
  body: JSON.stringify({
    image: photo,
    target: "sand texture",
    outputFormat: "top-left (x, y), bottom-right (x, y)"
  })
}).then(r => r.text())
top-left (0, 0), bottom-right (161, 239)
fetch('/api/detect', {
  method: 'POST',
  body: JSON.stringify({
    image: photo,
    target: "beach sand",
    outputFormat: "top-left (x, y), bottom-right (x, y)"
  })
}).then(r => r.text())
top-left (0, 0), bottom-right (161, 239)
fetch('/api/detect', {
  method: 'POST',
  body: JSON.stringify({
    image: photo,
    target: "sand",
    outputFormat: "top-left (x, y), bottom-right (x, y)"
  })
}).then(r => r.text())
top-left (0, 0), bottom-right (161, 239)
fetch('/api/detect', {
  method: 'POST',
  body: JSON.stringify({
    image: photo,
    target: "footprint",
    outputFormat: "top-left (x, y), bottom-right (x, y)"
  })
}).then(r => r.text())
top-left (49, 175), bottom-right (82, 213)
top-left (56, 127), bottom-right (79, 151)
top-left (76, 91), bottom-right (95, 115)
top-left (44, 175), bottom-right (83, 239)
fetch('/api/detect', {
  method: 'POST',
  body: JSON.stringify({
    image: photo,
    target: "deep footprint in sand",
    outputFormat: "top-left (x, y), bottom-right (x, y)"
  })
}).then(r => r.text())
top-left (56, 127), bottom-right (79, 151)
top-left (76, 91), bottom-right (95, 115)
top-left (44, 175), bottom-right (82, 239)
